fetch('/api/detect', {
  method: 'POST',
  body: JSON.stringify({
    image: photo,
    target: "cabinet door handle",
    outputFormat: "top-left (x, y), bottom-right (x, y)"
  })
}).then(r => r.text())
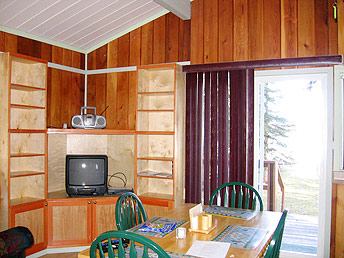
top-left (45, 203), bottom-right (48, 206)
top-left (94, 201), bottom-right (97, 204)
top-left (88, 201), bottom-right (91, 204)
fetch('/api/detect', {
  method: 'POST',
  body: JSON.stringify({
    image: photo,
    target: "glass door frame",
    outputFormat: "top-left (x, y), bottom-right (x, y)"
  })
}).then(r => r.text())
top-left (254, 67), bottom-right (333, 258)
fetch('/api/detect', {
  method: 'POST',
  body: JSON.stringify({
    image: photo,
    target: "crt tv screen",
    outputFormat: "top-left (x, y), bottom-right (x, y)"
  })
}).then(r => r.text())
top-left (66, 155), bottom-right (108, 196)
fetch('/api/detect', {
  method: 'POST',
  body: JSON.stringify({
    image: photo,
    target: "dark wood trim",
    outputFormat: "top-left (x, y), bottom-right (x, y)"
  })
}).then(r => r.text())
top-left (182, 55), bottom-right (343, 73)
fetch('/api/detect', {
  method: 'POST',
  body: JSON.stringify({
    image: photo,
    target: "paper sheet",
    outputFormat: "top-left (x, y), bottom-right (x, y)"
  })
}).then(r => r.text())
top-left (185, 240), bottom-right (231, 258)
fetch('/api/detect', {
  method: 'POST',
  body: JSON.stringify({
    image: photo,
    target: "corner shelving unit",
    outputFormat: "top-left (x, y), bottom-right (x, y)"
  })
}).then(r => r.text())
top-left (8, 55), bottom-right (47, 207)
top-left (0, 52), bottom-right (47, 253)
top-left (135, 63), bottom-right (185, 209)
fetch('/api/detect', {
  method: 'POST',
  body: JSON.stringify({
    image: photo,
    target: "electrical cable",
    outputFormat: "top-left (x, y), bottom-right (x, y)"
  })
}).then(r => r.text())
top-left (108, 172), bottom-right (127, 187)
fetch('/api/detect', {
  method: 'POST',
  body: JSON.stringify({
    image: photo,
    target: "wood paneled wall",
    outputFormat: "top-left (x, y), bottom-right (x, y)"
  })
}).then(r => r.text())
top-left (191, 0), bottom-right (340, 64)
top-left (49, 47), bottom-right (85, 128)
top-left (0, 31), bottom-right (85, 129)
top-left (1, 1), bottom-right (342, 129)
top-left (87, 13), bottom-right (190, 130)
top-left (87, 13), bottom-right (190, 129)
top-left (1, 0), bottom-right (344, 256)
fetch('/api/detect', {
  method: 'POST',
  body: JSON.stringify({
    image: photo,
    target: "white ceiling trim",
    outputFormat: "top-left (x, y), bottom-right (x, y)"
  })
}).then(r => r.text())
top-left (153, 0), bottom-right (191, 20)
top-left (0, 25), bottom-right (86, 53)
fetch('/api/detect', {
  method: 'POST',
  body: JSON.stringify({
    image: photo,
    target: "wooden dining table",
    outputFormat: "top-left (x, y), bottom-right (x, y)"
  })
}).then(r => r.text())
top-left (78, 203), bottom-right (282, 258)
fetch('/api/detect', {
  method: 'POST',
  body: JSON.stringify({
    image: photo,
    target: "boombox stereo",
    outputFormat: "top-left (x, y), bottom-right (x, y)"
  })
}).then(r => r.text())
top-left (71, 107), bottom-right (106, 129)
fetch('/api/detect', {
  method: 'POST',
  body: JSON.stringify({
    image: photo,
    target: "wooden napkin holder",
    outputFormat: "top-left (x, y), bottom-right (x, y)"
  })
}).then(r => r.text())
top-left (188, 213), bottom-right (216, 234)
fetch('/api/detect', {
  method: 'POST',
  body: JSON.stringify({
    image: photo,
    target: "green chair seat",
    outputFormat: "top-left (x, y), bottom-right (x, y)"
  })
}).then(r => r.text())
top-left (115, 192), bottom-right (148, 230)
top-left (90, 230), bottom-right (170, 258)
top-left (209, 182), bottom-right (264, 211)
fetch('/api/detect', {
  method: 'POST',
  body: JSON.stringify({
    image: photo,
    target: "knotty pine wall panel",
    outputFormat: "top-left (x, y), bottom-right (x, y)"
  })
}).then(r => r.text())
top-left (281, 0), bottom-right (298, 58)
top-left (218, 0), bottom-right (234, 62)
top-left (298, 0), bottom-right (316, 57)
top-left (314, 0), bottom-right (329, 56)
top-left (49, 46), bottom-right (84, 128)
top-left (179, 18), bottom-right (191, 62)
top-left (166, 14), bottom-right (180, 63)
top-left (190, 0), bottom-right (338, 64)
top-left (248, 0), bottom-right (263, 60)
top-left (233, 0), bottom-right (249, 61)
top-left (328, 0), bottom-right (338, 55)
top-left (0, 32), bottom-right (85, 129)
top-left (87, 47), bottom-right (107, 120)
top-left (87, 13), bottom-right (190, 130)
top-left (263, 0), bottom-right (281, 59)
top-left (204, 0), bottom-right (218, 63)
top-left (190, 0), bottom-right (204, 64)
top-left (153, 16), bottom-right (166, 64)
top-left (141, 22), bottom-right (154, 65)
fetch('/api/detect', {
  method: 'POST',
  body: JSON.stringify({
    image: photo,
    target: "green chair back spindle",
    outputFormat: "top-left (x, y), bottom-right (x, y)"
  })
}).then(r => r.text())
top-left (115, 192), bottom-right (148, 230)
top-left (209, 182), bottom-right (264, 211)
top-left (264, 210), bottom-right (288, 258)
top-left (90, 230), bottom-right (171, 258)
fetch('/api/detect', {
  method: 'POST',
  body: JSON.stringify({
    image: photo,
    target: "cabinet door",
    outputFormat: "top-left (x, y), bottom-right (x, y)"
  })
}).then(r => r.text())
top-left (47, 199), bottom-right (92, 247)
top-left (91, 197), bottom-right (118, 239)
top-left (10, 200), bottom-right (47, 255)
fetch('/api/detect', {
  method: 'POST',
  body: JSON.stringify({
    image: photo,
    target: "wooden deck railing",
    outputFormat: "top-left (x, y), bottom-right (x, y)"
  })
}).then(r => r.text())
top-left (263, 161), bottom-right (285, 212)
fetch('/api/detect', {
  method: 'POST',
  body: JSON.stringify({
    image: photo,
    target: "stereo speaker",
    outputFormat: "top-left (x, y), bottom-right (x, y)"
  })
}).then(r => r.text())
top-left (71, 107), bottom-right (106, 129)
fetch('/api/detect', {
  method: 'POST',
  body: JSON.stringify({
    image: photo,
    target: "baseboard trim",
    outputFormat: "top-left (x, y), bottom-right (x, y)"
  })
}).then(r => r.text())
top-left (27, 246), bottom-right (89, 258)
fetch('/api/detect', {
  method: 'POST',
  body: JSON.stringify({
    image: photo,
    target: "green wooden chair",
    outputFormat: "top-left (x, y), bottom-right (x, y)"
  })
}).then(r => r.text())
top-left (264, 209), bottom-right (288, 258)
top-left (115, 192), bottom-right (148, 230)
top-left (209, 182), bottom-right (264, 211)
top-left (90, 230), bottom-right (170, 258)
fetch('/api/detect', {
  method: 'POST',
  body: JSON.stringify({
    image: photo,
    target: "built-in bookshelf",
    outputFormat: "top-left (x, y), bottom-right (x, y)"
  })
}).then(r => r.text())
top-left (135, 63), bottom-right (185, 208)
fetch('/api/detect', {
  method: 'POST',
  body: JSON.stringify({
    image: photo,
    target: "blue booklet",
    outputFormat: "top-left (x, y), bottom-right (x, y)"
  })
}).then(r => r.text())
top-left (127, 216), bottom-right (187, 238)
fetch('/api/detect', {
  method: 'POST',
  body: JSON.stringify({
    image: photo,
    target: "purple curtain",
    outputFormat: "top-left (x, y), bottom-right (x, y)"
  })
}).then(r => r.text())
top-left (185, 69), bottom-right (254, 204)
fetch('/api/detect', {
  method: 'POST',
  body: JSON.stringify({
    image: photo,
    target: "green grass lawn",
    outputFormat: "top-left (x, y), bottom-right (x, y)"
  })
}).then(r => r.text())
top-left (263, 166), bottom-right (319, 216)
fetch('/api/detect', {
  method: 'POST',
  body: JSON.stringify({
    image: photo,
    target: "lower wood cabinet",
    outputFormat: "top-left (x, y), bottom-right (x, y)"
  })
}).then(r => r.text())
top-left (46, 195), bottom-right (177, 248)
top-left (47, 196), bottom-right (118, 247)
top-left (92, 197), bottom-right (118, 238)
top-left (10, 200), bottom-right (47, 255)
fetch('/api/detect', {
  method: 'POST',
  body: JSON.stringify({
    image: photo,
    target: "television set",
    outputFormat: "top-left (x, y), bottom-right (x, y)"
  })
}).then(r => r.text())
top-left (66, 155), bottom-right (108, 196)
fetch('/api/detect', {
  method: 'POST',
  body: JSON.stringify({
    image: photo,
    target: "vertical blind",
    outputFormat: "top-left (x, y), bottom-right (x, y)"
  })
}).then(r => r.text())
top-left (185, 69), bottom-right (254, 204)
top-left (185, 71), bottom-right (230, 204)
top-left (183, 55), bottom-right (342, 205)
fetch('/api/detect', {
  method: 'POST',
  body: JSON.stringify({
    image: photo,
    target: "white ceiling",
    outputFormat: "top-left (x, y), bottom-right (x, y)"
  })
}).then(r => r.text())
top-left (0, 0), bottom-right (190, 53)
